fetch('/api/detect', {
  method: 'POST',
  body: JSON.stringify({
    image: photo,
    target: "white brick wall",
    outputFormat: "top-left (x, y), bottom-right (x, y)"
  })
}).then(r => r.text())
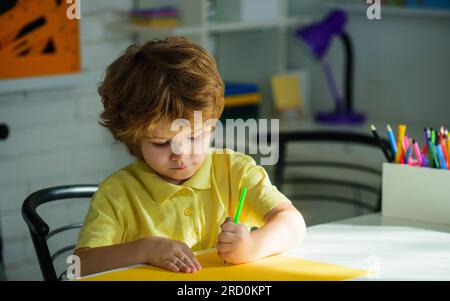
top-left (0, 0), bottom-right (135, 280)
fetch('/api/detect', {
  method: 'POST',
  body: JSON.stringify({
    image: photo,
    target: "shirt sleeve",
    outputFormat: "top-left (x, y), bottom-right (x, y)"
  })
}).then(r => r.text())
top-left (75, 184), bottom-right (126, 250)
top-left (230, 153), bottom-right (291, 228)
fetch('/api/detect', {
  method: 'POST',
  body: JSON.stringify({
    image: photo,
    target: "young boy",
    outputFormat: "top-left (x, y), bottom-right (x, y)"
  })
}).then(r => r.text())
top-left (74, 36), bottom-right (306, 276)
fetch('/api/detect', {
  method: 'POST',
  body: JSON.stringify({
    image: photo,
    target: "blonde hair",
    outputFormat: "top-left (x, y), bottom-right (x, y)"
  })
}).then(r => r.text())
top-left (98, 36), bottom-right (224, 158)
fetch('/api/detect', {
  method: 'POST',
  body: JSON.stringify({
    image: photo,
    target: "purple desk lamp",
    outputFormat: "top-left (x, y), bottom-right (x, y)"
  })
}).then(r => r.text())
top-left (296, 10), bottom-right (365, 124)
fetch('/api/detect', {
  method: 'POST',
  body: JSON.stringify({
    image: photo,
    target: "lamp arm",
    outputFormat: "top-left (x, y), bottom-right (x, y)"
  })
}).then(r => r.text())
top-left (322, 61), bottom-right (343, 111)
top-left (338, 32), bottom-right (354, 113)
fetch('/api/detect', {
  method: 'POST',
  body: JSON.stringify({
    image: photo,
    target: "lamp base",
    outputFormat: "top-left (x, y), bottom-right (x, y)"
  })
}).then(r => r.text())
top-left (315, 110), bottom-right (366, 125)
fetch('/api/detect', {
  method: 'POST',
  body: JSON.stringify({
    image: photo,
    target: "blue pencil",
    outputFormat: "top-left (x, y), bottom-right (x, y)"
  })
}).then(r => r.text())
top-left (404, 146), bottom-right (411, 164)
top-left (386, 125), bottom-right (397, 157)
top-left (436, 144), bottom-right (447, 170)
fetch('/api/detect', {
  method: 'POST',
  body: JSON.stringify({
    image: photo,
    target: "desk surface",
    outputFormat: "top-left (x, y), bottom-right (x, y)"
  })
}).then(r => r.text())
top-left (284, 213), bottom-right (450, 280)
top-left (82, 213), bottom-right (450, 281)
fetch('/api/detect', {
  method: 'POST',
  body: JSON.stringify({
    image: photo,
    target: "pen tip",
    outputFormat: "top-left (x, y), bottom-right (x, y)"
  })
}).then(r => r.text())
top-left (387, 124), bottom-right (392, 131)
top-left (370, 124), bottom-right (376, 131)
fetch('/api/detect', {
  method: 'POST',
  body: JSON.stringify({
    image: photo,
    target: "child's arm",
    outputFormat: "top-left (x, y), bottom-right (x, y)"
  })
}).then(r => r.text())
top-left (217, 201), bottom-right (306, 264)
top-left (74, 237), bottom-right (202, 277)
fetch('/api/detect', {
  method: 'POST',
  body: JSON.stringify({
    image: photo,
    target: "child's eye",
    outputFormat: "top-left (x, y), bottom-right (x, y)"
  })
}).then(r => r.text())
top-left (152, 141), bottom-right (169, 147)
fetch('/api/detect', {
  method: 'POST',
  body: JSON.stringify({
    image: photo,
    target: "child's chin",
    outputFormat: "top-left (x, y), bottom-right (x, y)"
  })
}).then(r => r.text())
top-left (168, 168), bottom-right (195, 179)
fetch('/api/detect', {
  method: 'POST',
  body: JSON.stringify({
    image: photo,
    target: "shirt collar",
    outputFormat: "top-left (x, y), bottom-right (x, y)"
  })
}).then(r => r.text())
top-left (182, 153), bottom-right (212, 190)
top-left (133, 153), bottom-right (212, 204)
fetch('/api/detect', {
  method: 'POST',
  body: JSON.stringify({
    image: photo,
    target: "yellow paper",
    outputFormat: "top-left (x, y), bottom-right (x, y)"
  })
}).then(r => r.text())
top-left (271, 74), bottom-right (302, 110)
top-left (82, 251), bottom-right (367, 281)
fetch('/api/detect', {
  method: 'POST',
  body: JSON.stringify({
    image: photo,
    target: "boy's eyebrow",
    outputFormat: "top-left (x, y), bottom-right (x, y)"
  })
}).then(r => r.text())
top-left (147, 136), bottom-right (171, 140)
top-left (147, 128), bottom-right (209, 140)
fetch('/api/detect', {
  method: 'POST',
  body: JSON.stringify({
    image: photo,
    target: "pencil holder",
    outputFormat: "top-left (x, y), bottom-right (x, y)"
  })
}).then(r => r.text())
top-left (382, 163), bottom-right (450, 226)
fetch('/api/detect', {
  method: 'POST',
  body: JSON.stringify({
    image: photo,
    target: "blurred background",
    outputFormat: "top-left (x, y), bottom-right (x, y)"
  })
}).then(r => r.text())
top-left (0, 0), bottom-right (449, 280)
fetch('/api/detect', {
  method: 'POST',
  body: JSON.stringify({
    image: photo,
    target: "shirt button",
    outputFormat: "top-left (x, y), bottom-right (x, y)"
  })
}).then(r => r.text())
top-left (181, 189), bottom-right (190, 196)
top-left (184, 208), bottom-right (193, 216)
top-left (190, 232), bottom-right (196, 240)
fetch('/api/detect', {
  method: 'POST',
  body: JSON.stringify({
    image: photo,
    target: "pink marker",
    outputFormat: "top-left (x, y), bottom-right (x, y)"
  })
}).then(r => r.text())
top-left (413, 140), bottom-right (423, 166)
top-left (407, 158), bottom-right (419, 166)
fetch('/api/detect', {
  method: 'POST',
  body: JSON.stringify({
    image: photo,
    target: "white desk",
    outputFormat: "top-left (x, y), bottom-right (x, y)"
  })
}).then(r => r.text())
top-left (284, 213), bottom-right (450, 280)
top-left (81, 213), bottom-right (450, 281)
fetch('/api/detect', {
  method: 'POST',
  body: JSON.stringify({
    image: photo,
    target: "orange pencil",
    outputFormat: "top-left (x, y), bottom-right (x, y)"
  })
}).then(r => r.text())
top-left (442, 140), bottom-right (450, 169)
top-left (445, 130), bottom-right (450, 157)
top-left (446, 129), bottom-right (449, 157)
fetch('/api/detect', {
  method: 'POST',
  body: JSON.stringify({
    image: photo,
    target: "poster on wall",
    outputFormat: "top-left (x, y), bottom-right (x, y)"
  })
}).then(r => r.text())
top-left (0, 0), bottom-right (80, 80)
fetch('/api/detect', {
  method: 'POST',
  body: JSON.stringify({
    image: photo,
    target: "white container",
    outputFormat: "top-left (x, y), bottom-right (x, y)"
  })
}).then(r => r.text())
top-left (214, 0), bottom-right (280, 23)
top-left (382, 163), bottom-right (450, 226)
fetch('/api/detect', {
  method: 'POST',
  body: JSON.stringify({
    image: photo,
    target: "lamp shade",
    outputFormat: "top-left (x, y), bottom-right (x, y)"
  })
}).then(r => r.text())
top-left (296, 10), bottom-right (347, 60)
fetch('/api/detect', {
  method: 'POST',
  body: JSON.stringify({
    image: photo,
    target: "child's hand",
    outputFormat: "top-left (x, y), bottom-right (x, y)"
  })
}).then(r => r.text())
top-left (216, 217), bottom-right (257, 264)
top-left (142, 237), bottom-right (202, 273)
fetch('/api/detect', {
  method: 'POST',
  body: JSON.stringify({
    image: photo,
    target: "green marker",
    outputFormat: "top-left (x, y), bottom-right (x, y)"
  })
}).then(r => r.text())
top-left (234, 187), bottom-right (247, 224)
top-left (223, 187), bottom-right (248, 265)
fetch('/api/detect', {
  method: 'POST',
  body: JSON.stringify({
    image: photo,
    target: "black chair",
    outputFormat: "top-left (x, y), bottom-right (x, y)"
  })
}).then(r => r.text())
top-left (272, 131), bottom-right (391, 225)
top-left (22, 185), bottom-right (97, 281)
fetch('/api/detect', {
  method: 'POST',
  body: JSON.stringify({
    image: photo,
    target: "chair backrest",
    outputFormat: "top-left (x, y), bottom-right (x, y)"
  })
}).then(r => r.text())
top-left (22, 185), bottom-right (98, 281)
top-left (273, 131), bottom-right (391, 224)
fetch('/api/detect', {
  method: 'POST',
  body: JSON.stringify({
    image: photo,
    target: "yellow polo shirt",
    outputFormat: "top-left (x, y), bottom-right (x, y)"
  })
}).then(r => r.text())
top-left (75, 148), bottom-right (290, 252)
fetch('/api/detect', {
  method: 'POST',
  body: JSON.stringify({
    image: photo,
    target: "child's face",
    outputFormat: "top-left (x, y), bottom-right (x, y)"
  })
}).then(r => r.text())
top-left (140, 121), bottom-right (213, 185)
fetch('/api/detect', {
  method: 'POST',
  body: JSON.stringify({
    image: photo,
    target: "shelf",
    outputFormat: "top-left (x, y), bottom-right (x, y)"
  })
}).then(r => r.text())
top-left (0, 72), bottom-right (94, 95)
top-left (207, 17), bottom-right (308, 33)
top-left (323, 2), bottom-right (450, 19)
top-left (208, 19), bottom-right (281, 33)
top-left (113, 22), bottom-right (202, 36)
top-left (110, 16), bottom-right (310, 37)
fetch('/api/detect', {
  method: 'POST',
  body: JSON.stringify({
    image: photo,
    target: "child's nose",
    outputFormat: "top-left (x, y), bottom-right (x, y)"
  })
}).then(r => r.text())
top-left (170, 152), bottom-right (184, 161)
top-left (170, 138), bottom-right (191, 156)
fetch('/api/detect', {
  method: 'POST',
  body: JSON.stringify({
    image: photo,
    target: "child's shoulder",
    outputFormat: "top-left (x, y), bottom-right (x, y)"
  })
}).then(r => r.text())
top-left (97, 162), bottom-right (138, 192)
